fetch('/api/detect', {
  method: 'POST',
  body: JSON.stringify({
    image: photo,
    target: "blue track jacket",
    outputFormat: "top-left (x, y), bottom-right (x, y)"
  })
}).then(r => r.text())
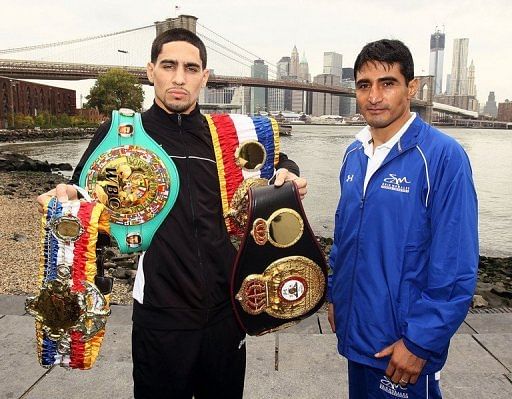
top-left (328, 116), bottom-right (478, 374)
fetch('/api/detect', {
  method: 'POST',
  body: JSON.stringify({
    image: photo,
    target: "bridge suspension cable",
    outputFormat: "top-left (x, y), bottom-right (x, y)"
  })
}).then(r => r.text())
top-left (197, 32), bottom-right (277, 77)
top-left (0, 25), bottom-right (153, 55)
top-left (196, 22), bottom-right (278, 69)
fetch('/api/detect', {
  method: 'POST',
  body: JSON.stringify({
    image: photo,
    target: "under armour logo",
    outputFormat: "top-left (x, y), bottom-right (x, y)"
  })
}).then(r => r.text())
top-left (346, 174), bottom-right (354, 182)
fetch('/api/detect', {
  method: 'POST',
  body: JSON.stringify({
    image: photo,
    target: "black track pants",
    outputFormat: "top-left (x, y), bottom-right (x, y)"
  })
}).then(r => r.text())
top-left (132, 316), bottom-right (246, 399)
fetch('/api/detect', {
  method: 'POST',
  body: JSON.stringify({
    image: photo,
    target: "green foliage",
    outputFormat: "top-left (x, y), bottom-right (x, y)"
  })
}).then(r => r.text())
top-left (70, 115), bottom-right (98, 127)
top-left (34, 112), bottom-right (49, 128)
top-left (85, 68), bottom-right (144, 115)
top-left (13, 113), bottom-right (34, 129)
top-left (7, 112), bottom-right (98, 129)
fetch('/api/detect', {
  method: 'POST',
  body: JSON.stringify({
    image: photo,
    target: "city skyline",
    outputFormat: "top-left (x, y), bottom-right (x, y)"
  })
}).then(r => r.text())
top-left (1, 0), bottom-right (510, 106)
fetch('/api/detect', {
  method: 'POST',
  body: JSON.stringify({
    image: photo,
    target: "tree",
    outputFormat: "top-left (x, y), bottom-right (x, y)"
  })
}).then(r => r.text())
top-left (85, 68), bottom-right (144, 115)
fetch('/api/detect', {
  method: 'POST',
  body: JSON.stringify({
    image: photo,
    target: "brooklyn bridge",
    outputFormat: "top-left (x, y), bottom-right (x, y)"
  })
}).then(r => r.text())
top-left (0, 14), bottom-right (445, 125)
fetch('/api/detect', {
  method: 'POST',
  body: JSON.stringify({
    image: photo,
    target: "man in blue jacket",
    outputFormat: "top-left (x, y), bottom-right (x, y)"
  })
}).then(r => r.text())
top-left (327, 39), bottom-right (478, 398)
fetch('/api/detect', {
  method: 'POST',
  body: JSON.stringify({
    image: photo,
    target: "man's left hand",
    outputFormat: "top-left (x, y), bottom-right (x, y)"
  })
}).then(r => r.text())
top-left (273, 169), bottom-right (307, 200)
top-left (374, 339), bottom-right (426, 386)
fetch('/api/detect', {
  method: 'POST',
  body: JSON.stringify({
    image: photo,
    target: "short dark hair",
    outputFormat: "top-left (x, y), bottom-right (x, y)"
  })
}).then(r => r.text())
top-left (151, 28), bottom-right (207, 68)
top-left (354, 39), bottom-right (414, 84)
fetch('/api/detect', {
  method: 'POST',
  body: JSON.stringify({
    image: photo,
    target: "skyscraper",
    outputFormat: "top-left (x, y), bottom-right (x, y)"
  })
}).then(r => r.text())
top-left (450, 38), bottom-right (469, 95)
top-left (340, 68), bottom-right (357, 116)
top-left (290, 46), bottom-right (299, 77)
top-left (269, 56), bottom-right (290, 112)
top-left (298, 52), bottom-right (310, 82)
top-left (251, 59), bottom-right (268, 113)
top-left (484, 91), bottom-right (498, 117)
top-left (312, 74), bottom-right (341, 116)
top-left (276, 56), bottom-right (292, 111)
top-left (276, 56), bottom-right (290, 79)
top-left (289, 46), bottom-right (304, 113)
top-left (467, 60), bottom-right (476, 97)
top-left (429, 29), bottom-right (445, 95)
top-left (323, 52), bottom-right (343, 77)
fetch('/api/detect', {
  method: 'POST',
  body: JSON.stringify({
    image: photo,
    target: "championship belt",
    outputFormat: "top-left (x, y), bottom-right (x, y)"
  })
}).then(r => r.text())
top-left (205, 114), bottom-right (280, 235)
top-left (231, 181), bottom-right (328, 335)
top-left (25, 197), bottom-right (112, 369)
top-left (79, 108), bottom-right (180, 253)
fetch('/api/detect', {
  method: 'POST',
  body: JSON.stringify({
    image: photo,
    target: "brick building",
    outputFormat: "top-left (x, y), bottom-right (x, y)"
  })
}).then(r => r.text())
top-left (0, 77), bottom-right (76, 128)
top-left (497, 100), bottom-right (512, 122)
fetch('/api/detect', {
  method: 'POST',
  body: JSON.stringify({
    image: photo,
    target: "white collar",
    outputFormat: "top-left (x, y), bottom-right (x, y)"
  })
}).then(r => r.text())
top-left (356, 112), bottom-right (417, 154)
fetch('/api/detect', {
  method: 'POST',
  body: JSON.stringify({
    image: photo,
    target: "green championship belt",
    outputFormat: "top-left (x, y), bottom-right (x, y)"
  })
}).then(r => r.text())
top-left (79, 108), bottom-right (179, 253)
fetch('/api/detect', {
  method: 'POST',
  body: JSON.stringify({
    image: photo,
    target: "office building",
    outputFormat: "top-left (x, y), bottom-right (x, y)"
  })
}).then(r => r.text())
top-left (312, 74), bottom-right (341, 116)
top-left (449, 38), bottom-right (469, 95)
top-left (323, 52), bottom-right (343, 77)
top-left (429, 29), bottom-right (445, 95)
top-left (250, 59), bottom-right (268, 113)
top-left (484, 92), bottom-right (498, 117)
top-left (497, 100), bottom-right (512, 121)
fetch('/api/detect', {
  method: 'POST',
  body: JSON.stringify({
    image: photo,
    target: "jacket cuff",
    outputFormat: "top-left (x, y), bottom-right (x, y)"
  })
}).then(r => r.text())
top-left (276, 154), bottom-right (300, 176)
top-left (403, 337), bottom-right (432, 361)
top-left (326, 284), bottom-right (333, 303)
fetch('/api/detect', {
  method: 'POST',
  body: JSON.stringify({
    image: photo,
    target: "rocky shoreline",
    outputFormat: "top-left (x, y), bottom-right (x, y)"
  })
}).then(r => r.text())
top-left (0, 127), bottom-right (96, 143)
top-left (1, 155), bottom-right (510, 308)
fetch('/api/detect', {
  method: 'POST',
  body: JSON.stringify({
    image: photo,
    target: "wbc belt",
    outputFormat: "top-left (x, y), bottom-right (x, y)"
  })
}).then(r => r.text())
top-left (79, 108), bottom-right (180, 254)
top-left (25, 198), bottom-right (111, 369)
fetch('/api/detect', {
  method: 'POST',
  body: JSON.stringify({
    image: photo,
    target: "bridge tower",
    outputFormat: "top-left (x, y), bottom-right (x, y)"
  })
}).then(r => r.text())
top-left (154, 14), bottom-right (198, 36)
top-left (412, 75), bottom-right (434, 123)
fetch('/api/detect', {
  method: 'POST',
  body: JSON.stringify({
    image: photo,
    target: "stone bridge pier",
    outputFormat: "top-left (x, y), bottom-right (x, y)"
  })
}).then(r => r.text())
top-left (412, 75), bottom-right (434, 124)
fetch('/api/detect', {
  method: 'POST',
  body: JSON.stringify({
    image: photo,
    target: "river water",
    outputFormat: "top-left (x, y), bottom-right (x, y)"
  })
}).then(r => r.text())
top-left (2, 125), bottom-right (511, 257)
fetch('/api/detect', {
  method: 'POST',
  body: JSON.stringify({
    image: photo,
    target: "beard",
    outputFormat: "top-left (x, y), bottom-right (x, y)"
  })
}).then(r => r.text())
top-left (162, 99), bottom-right (196, 114)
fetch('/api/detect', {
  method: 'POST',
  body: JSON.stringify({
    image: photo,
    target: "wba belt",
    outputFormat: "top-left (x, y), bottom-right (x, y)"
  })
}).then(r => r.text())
top-left (25, 198), bottom-right (111, 369)
top-left (231, 181), bottom-right (328, 335)
top-left (79, 108), bottom-right (180, 254)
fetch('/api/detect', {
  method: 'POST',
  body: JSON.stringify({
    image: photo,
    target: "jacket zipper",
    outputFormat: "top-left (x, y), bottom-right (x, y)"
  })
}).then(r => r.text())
top-left (177, 113), bottom-right (209, 322)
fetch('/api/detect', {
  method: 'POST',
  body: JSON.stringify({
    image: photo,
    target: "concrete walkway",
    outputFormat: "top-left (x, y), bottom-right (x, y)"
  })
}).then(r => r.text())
top-left (1, 294), bottom-right (511, 399)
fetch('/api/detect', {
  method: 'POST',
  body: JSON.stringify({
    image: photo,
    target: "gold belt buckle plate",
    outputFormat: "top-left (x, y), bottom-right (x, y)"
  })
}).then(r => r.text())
top-left (235, 255), bottom-right (325, 319)
top-left (26, 280), bottom-right (110, 341)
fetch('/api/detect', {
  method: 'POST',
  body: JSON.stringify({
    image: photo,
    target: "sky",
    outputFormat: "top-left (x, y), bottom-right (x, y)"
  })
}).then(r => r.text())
top-left (1, 0), bottom-right (511, 108)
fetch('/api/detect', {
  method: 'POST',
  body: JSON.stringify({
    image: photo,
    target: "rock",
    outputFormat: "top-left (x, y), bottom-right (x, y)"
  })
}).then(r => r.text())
top-left (0, 151), bottom-right (52, 172)
top-left (126, 270), bottom-right (138, 279)
top-left (111, 267), bottom-right (129, 279)
top-left (0, 127), bottom-right (96, 143)
top-left (472, 295), bottom-right (488, 308)
top-left (50, 163), bottom-right (73, 171)
top-left (12, 233), bottom-right (27, 242)
top-left (491, 285), bottom-right (512, 299)
top-left (103, 261), bottom-right (117, 269)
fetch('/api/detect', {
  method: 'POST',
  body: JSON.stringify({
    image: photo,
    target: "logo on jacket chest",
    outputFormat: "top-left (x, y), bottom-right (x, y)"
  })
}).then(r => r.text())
top-left (381, 174), bottom-right (411, 194)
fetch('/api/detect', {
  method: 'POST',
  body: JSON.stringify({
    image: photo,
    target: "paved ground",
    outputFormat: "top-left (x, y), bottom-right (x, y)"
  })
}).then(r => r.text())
top-left (1, 294), bottom-right (511, 398)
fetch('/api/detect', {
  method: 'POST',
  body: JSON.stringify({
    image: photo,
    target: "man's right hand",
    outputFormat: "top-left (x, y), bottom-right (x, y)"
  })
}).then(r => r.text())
top-left (327, 302), bottom-right (336, 333)
top-left (36, 183), bottom-right (78, 214)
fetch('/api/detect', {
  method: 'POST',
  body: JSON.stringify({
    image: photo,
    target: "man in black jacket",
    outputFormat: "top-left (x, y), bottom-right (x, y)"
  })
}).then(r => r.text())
top-left (37, 28), bottom-right (306, 398)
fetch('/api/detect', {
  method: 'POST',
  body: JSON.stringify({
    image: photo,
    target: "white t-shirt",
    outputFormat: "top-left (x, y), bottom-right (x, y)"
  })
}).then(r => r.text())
top-left (356, 113), bottom-right (417, 195)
